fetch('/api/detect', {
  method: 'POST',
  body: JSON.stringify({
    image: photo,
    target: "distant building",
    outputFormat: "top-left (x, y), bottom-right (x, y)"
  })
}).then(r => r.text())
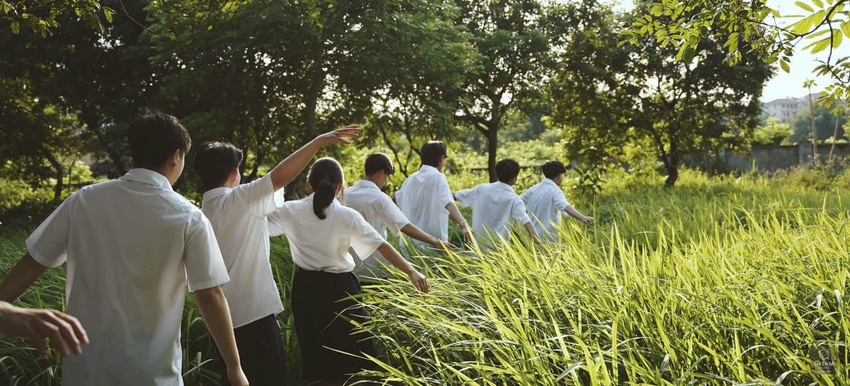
top-left (763, 93), bottom-right (821, 123)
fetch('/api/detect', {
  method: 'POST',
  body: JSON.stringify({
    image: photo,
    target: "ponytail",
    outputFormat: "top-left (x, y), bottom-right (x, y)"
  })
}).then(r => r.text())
top-left (313, 179), bottom-right (335, 219)
top-left (307, 157), bottom-right (345, 220)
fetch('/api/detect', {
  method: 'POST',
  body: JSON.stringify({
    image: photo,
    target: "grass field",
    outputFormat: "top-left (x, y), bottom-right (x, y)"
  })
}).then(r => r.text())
top-left (0, 168), bottom-right (848, 384)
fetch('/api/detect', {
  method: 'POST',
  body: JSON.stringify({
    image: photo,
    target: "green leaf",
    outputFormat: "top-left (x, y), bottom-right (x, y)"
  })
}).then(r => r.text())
top-left (840, 21), bottom-right (850, 38)
top-left (9, 20), bottom-right (19, 34)
top-left (796, 1), bottom-right (814, 12)
top-left (780, 59), bottom-right (790, 73)
top-left (813, 0), bottom-right (824, 8)
top-left (103, 7), bottom-right (113, 23)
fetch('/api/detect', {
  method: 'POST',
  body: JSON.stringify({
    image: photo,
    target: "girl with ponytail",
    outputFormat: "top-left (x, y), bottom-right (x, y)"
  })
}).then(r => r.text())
top-left (267, 157), bottom-right (428, 382)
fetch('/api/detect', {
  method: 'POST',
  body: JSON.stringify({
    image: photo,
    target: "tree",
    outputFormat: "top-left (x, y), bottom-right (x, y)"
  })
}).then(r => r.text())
top-left (1, 0), bottom-right (111, 36)
top-left (752, 118), bottom-right (791, 146)
top-left (788, 103), bottom-right (847, 145)
top-left (452, 0), bottom-right (554, 182)
top-left (550, 2), bottom-right (772, 187)
top-left (626, 0), bottom-right (850, 106)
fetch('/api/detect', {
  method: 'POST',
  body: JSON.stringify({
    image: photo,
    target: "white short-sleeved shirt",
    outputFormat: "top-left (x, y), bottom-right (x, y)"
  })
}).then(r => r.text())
top-left (344, 179), bottom-right (411, 276)
top-left (520, 178), bottom-right (571, 240)
top-left (455, 181), bottom-right (532, 241)
top-left (201, 173), bottom-right (285, 328)
top-left (395, 165), bottom-right (454, 244)
top-left (26, 168), bottom-right (229, 386)
top-left (267, 195), bottom-right (385, 273)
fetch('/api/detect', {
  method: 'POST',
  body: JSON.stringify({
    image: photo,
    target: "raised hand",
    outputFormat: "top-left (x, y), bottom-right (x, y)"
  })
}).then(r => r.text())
top-left (315, 125), bottom-right (360, 147)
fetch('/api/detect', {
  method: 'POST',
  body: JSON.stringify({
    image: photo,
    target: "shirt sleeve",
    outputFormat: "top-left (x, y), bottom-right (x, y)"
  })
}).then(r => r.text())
top-left (436, 174), bottom-right (454, 209)
top-left (511, 196), bottom-right (532, 225)
top-left (25, 194), bottom-right (76, 268)
top-left (266, 205), bottom-right (291, 237)
top-left (231, 173), bottom-right (279, 217)
top-left (454, 187), bottom-right (476, 208)
top-left (348, 211), bottom-right (386, 261)
top-left (184, 212), bottom-right (231, 292)
top-left (381, 197), bottom-right (410, 236)
top-left (555, 189), bottom-right (571, 212)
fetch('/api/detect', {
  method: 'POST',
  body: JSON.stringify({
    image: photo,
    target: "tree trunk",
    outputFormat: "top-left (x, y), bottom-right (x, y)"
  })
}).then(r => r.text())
top-left (829, 111), bottom-right (840, 163)
top-left (46, 152), bottom-right (64, 201)
top-left (486, 126), bottom-right (498, 182)
top-left (664, 153), bottom-right (679, 188)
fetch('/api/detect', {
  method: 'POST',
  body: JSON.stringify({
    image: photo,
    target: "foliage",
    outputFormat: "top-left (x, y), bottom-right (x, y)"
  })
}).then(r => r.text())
top-left (0, 0), bottom-right (112, 36)
top-left (625, 0), bottom-right (850, 106)
top-left (550, 1), bottom-right (771, 188)
top-left (789, 101), bottom-right (848, 143)
top-left (752, 117), bottom-right (792, 146)
top-left (452, 0), bottom-right (559, 182)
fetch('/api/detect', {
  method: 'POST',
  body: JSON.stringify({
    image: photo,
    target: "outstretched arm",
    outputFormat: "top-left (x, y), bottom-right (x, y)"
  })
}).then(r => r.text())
top-left (400, 223), bottom-right (458, 252)
top-left (194, 286), bottom-right (248, 386)
top-left (0, 254), bottom-right (48, 302)
top-left (269, 125), bottom-right (360, 191)
top-left (376, 243), bottom-right (428, 293)
top-left (565, 206), bottom-right (594, 223)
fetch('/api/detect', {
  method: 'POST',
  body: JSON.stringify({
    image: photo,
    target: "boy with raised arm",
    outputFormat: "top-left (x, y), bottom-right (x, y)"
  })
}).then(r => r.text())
top-left (345, 153), bottom-right (456, 279)
top-left (454, 158), bottom-right (540, 246)
top-left (522, 160), bottom-right (594, 241)
top-left (0, 112), bottom-right (248, 386)
top-left (193, 125), bottom-right (358, 385)
top-left (395, 141), bottom-right (472, 252)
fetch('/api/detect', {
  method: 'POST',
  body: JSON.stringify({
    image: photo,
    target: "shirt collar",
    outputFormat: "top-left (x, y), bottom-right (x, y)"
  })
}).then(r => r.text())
top-left (494, 181), bottom-right (516, 192)
top-left (203, 186), bottom-right (232, 202)
top-left (542, 178), bottom-right (559, 188)
top-left (304, 193), bottom-right (342, 207)
top-left (354, 179), bottom-right (381, 190)
top-left (120, 168), bottom-right (173, 191)
top-left (420, 165), bottom-right (440, 174)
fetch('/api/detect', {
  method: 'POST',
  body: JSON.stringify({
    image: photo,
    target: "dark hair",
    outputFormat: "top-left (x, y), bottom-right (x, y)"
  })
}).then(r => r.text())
top-left (194, 142), bottom-right (244, 192)
top-left (541, 160), bottom-right (567, 179)
top-left (127, 111), bottom-right (192, 169)
top-left (496, 158), bottom-right (521, 183)
top-left (364, 153), bottom-right (394, 176)
top-left (308, 157), bottom-right (344, 220)
top-left (420, 141), bottom-right (447, 167)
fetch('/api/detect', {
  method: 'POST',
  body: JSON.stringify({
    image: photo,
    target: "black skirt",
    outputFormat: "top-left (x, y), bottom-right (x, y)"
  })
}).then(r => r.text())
top-left (291, 268), bottom-right (376, 382)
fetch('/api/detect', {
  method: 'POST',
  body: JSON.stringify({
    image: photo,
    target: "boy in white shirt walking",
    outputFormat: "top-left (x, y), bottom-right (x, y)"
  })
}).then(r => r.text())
top-left (521, 160), bottom-right (594, 242)
top-left (345, 153), bottom-right (456, 279)
top-left (0, 111), bottom-right (248, 386)
top-left (455, 158), bottom-right (540, 246)
top-left (395, 141), bottom-right (471, 251)
top-left (193, 126), bottom-right (358, 385)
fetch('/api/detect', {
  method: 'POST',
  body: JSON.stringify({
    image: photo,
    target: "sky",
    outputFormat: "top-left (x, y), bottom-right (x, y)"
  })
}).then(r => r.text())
top-left (610, 0), bottom-right (850, 102)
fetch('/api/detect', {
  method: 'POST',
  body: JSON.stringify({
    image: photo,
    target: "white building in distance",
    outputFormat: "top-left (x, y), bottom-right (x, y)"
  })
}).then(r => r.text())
top-left (763, 93), bottom-right (820, 122)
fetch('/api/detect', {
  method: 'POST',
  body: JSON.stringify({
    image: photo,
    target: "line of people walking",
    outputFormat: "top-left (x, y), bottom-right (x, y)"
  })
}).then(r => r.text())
top-left (0, 111), bottom-right (592, 386)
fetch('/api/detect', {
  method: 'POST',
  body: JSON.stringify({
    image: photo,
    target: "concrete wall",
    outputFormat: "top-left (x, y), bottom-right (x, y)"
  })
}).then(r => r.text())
top-left (704, 143), bottom-right (850, 173)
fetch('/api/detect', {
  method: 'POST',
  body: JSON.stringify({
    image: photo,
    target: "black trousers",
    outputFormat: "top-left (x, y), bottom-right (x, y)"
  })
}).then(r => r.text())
top-left (292, 268), bottom-right (376, 382)
top-left (216, 313), bottom-right (287, 386)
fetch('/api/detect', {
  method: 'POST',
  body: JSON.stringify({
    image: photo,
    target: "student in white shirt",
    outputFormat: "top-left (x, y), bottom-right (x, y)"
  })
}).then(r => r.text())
top-left (0, 112), bottom-right (248, 386)
top-left (0, 301), bottom-right (88, 357)
top-left (395, 141), bottom-right (471, 251)
top-left (521, 160), bottom-right (594, 241)
top-left (345, 153), bottom-right (456, 279)
top-left (267, 157), bottom-right (427, 383)
top-left (193, 126), bottom-right (358, 385)
top-left (455, 158), bottom-right (540, 246)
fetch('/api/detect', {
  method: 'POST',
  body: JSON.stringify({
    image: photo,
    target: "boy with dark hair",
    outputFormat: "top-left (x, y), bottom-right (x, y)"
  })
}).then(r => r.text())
top-left (396, 141), bottom-right (472, 249)
top-left (345, 153), bottom-right (456, 278)
top-left (522, 160), bottom-right (594, 241)
top-left (455, 158), bottom-right (539, 246)
top-left (0, 111), bottom-right (248, 385)
top-left (193, 125), bottom-right (358, 385)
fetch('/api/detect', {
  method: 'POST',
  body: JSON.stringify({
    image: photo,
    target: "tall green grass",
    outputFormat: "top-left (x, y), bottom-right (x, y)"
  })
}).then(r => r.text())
top-left (0, 168), bottom-right (848, 384)
top-left (360, 170), bottom-right (850, 384)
